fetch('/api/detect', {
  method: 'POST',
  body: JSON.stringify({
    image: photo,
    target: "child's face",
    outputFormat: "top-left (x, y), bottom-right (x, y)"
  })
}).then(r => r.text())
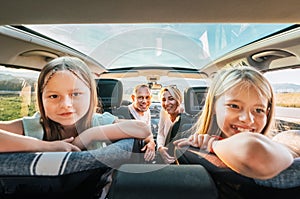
top-left (161, 90), bottom-right (179, 115)
top-left (42, 70), bottom-right (91, 126)
top-left (214, 82), bottom-right (269, 138)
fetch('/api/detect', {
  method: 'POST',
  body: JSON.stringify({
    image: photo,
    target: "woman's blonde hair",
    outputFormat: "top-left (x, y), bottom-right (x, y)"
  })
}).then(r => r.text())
top-left (37, 56), bottom-right (98, 141)
top-left (159, 86), bottom-right (183, 107)
top-left (194, 66), bottom-right (275, 137)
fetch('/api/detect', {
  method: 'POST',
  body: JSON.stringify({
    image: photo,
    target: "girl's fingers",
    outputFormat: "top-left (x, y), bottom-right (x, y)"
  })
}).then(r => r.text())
top-left (173, 138), bottom-right (186, 145)
top-left (174, 138), bottom-right (191, 147)
top-left (202, 134), bottom-right (211, 149)
top-left (63, 137), bottom-right (74, 143)
top-left (174, 134), bottom-right (220, 153)
top-left (196, 134), bottom-right (203, 148)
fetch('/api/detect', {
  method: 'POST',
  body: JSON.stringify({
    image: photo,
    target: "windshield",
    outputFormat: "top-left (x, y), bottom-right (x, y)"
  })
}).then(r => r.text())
top-left (26, 23), bottom-right (291, 70)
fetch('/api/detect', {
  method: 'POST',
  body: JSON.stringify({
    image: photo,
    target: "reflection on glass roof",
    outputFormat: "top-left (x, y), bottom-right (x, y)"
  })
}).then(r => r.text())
top-left (26, 23), bottom-right (291, 70)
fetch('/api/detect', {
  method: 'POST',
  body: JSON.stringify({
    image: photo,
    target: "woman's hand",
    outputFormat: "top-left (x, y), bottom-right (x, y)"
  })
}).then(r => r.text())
top-left (158, 146), bottom-right (176, 164)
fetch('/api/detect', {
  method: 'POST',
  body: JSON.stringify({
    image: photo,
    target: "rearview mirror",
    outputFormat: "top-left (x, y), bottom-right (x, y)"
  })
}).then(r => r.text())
top-left (148, 82), bottom-right (162, 89)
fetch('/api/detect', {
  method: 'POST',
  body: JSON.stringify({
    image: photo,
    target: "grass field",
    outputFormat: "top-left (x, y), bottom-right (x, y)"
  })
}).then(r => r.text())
top-left (275, 92), bottom-right (300, 108)
top-left (0, 95), bottom-right (36, 121)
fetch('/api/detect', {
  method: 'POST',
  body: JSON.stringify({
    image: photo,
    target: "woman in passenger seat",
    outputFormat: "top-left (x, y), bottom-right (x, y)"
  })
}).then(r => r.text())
top-left (174, 66), bottom-right (300, 188)
top-left (0, 56), bottom-right (151, 152)
top-left (156, 86), bottom-right (185, 164)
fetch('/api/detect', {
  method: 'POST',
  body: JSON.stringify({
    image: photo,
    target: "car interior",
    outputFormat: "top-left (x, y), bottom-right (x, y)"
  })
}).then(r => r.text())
top-left (1, 0), bottom-right (300, 199)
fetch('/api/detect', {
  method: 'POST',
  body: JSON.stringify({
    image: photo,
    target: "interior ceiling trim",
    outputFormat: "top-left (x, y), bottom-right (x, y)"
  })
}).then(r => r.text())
top-left (1, 0), bottom-right (300, 25)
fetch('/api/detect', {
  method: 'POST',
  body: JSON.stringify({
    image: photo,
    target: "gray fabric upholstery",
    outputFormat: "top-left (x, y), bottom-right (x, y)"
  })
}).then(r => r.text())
top-left (0, 138), bottom-right (135, 198)
top-left (108, 164), bottom-right (218, 199)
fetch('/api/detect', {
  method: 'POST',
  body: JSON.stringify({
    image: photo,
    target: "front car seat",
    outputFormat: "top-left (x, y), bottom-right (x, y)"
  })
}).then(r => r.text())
top-left (95, 78), bottom-right (123, 113)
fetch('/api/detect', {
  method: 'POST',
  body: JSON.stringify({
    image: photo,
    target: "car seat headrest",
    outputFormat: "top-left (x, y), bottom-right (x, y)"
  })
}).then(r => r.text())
top-left (96, 79), bottom-right (123, 112)
top-left (184, 86), bottom-right (208, 115)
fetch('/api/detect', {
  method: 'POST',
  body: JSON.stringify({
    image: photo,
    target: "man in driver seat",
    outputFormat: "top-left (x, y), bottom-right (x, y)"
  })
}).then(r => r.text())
top-left (116, 84), bottom-right (156, 163)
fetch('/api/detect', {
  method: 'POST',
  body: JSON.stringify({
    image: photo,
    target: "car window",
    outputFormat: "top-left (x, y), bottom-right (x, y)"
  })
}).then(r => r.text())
top-left (0, 66), bottom-right (39, 121)
top-left (119, 76), bottom-right (208, 102)
top-left (26, 23), bottom-right (291, 70)
top-left (265, 68), bottom-right (300, 131)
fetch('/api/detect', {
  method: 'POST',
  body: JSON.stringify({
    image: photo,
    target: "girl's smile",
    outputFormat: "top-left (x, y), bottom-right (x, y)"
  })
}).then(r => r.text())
top-left (231, 124), bottom-right (255, 134)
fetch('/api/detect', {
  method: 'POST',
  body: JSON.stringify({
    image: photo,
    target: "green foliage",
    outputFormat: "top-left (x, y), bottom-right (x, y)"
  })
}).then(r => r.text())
top-left (0, 80), bottom-right (23, 91)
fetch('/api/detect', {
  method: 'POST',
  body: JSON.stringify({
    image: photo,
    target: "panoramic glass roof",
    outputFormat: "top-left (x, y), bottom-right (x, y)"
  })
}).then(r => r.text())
top-left (26, 23), bottom-right (291, 70)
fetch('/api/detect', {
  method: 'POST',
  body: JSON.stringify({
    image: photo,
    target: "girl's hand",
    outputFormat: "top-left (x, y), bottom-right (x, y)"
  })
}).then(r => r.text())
top-left (49, 137), bottom-right (81, 152)
top-left (158, 146), bottom-right (176, 164)
top-left (174, 134), bottom-right (219, 153)
top-left (71, 135), bottom-right (85, 149)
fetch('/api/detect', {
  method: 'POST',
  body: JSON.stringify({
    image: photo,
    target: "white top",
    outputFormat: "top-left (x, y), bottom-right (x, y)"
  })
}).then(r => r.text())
top-left (128, 104), bottom-right (151, 126)
top-left (156, 109), bottom-right (180, 150)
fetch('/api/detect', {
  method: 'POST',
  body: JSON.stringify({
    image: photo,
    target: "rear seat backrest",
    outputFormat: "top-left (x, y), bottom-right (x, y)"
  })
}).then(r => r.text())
top-left (107, 164), bottom-right (218, 199)
top-left (184, 86), bottom-right (208, 116)
top-left (95, 79), bottom-right (123, 113)
top-left (179, 86), bottom-right (209, 132)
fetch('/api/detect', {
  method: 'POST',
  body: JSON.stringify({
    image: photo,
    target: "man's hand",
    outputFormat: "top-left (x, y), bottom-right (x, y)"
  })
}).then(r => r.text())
top-left (141, 139), bottom-right (156, 161)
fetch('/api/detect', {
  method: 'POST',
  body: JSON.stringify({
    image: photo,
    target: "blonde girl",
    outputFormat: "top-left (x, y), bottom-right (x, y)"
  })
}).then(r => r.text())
top-left (175, 66), bottom-right (297, 181)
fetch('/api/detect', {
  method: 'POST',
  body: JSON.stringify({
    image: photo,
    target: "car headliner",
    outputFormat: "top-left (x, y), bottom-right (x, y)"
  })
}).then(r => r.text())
top-left (1, 0), bottom-right (300, 79)
top-left (1, 0), bottom-right (300, 25)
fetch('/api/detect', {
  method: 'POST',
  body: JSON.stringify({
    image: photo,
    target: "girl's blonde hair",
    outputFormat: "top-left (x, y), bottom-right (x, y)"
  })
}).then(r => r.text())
top-left (37, 56), bottom-right (98, 140)
top-left (194, 66), bottom-right (275, 137)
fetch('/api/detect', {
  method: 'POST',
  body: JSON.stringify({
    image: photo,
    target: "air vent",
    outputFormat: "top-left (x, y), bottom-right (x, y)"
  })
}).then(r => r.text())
top-left (21, 50), bottom-right (59, 61)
